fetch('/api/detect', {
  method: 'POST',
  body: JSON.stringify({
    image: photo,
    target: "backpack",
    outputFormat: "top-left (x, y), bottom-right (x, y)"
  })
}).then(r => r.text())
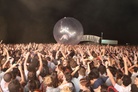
top-left (107, 86), bottom-right (118, 92)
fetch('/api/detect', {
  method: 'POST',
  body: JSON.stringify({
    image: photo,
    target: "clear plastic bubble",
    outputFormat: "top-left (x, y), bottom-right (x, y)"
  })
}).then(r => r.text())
top-left (53, 17), bottom-right (84, 45)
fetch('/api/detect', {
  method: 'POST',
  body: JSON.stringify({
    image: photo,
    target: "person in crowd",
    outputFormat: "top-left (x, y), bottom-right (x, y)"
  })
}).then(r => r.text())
top-left (43, 75), bottom-right (60, 92)
top-left (60, 86), bottom-right (72, 92)
top-left (58, 72), bottom-right (74, 91)
top-left (23, 52), bottom-right (43, 92)
top-left (72, 66), bottom-right (86, 92)
top-left (1, 72), bottom-right (13, 92)
top-left (105, 56), bottom-right (132, 92)
top-left (51, 71), bottom-right (59, 88)
top-left (8, 79), bottom-right (22, 92)
top-left (79, 78), bottom-right (91, 92)
top-left (131, 75), bottom-right (138, 92)
top-left (88, 67), bottom-right (107, 92)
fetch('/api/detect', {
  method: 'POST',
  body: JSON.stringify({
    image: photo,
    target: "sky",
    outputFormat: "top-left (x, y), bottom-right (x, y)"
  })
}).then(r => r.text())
top-left (0, 0), bottom-right (138, 45)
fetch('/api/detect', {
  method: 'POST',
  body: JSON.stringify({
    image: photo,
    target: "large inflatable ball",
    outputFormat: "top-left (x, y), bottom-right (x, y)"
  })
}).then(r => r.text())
top-left (53, 17), bottom-right (84, 45)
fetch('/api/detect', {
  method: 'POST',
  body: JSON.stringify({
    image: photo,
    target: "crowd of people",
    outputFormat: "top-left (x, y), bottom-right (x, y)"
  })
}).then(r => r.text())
top-left (0, 43), bottom-right (138, 92)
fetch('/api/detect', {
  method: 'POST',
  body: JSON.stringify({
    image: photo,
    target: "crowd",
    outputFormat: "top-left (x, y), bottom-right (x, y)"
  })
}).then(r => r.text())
top-left (0, 43), bottom-right (138, 92)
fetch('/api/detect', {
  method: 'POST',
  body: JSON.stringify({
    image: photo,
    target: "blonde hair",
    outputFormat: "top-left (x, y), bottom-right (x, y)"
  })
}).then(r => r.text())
top-left (60, 86), bottom-right (72, 92)
top-left (43, 75), bottom-right (53, 86)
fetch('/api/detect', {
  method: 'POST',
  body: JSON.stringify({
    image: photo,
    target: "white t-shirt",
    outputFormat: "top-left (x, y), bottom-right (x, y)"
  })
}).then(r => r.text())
top-left (0, 78), bottom-right (9, 92)
top-left (71, 75), bottom-right (85, 92)
top-left (0, 72), bottom-right (5, 82)
top-left (48, 62), bottom-right (56, 71)
top-left (58, 82), bottom-right (73, 90)
top-left (131, 72), bottom-right (138, 84)
top-left (46, 87), bottom-right (60, 92)
top-left (114, 83), bottom-right (131, 92)
top-left (72, 78), bottom-right (80, 92)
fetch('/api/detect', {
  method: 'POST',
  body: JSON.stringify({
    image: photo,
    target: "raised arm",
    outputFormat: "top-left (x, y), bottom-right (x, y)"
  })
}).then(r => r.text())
top-left (71, 65), bottom-right (80, 76)
top-left (55, 50), bottom-right (60, 60)
top-left (18, 63), bottom-right (25, 84)
top-left (86, 61), bottom-right (91, 74)
top-left (128, 64), bottom-right (137, 73)
top-left (2, 48), bottom-right (10, 69)
top-left (123, 56), bottom-right (128, 75)
top-left (23, 52), bottom-right (30, 71)
top-left (105, 62), bottom-right (116, 86)
top-left (5, 63), bottom-right (17, 74)
top-left (37, 53), bottom-right (43, 73)
top-left (86, 46), bottom-right (93, 57)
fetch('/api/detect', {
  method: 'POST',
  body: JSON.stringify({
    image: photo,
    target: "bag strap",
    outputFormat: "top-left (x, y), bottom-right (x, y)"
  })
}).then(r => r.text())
top-left (107, 86), bottom-right (118, 92)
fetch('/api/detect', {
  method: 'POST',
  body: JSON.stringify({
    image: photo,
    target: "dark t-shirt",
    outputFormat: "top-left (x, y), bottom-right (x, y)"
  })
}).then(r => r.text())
top-left (92, 77), bottom-right (108, 89)
top-left (131, 84), bottom-right (138, 92)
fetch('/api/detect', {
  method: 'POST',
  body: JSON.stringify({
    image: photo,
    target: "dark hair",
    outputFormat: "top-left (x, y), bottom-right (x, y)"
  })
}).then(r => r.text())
top-left (80, 78), bottom-right (90, 87)
top-left (69, 59), bottom-right (77, 68)
top-left (58, 64), bottom-right (64, 71)
top-left (119, 59), bottom-right (124, 68)
top-left (133, 67), bottom-right (138, 73)
top-left (116, 69), bottom-right (123, 79)
top-left (98, 64), bottom-right (106, 75)
top-left (64, 72), bottom-right (72, 82)
top-left (89, 61), bottom-right (95, 70)
top-left (3, 72), bottom-right (12, 82)
top-left (92, 51), bottom-right (97, 58)
top-left (40, 66), bottom-right (49, 77)
top-left (46, 57), bottom-right (51, 61)
top-left (68, 50), bottom-right (75, 58)
top-left (8, 79), bottom-right (21, 92)
top-left (57, 51), bottom-right (63, 59)
top-left (78, 67), bottom-right (86, 76)
top-left (27, 62), bottom-right (38, 71)
top-left (11, 68), bottom-right (19, 79)
top-left (122, 75), bottom-right (132, 86)
top-left (63, 66), bottom-right (72, 74)
top-left (51, 71), bottom-right (58, 87)
top-left (88, 67), bottom-right (99, 80)
top-left (28, 80), bottom-right (37, 92)
top-left (108, 66), bottom-right (117, 77)
top-left (28, 70), bottom-right (37, 81)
